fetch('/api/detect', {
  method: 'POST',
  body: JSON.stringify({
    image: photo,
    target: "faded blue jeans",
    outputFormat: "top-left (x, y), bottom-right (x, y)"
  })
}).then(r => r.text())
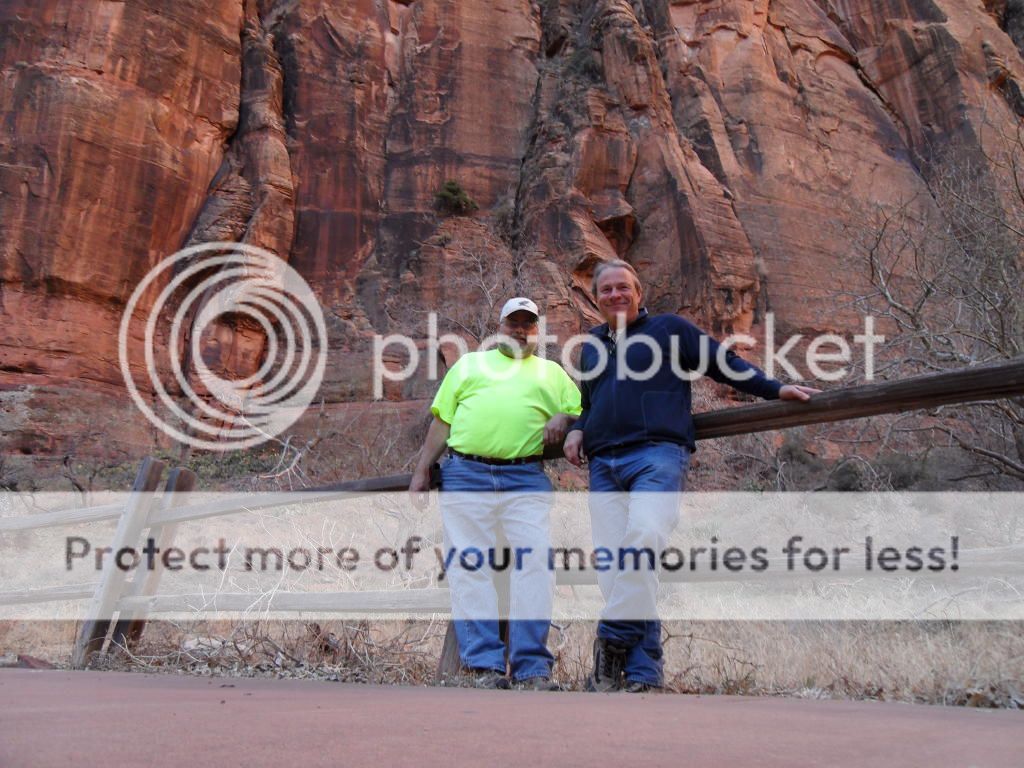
top-left (440, 454), bottom-right (555, 681)
top-left (588, 441), bottom-right (690, 687)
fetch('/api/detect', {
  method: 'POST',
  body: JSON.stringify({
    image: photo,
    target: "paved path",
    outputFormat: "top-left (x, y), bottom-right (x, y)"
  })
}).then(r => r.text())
top-left (1, 670), bottom-right (1020, 767)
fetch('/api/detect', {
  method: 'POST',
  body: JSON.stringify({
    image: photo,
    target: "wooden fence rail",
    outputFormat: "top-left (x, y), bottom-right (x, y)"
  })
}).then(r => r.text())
top-left (0, 358), bottom-right (1020, 674)
top-left (693, 358), bottom-right (1024, 439)
top-left (4, 358), bottom-right (1020, 535)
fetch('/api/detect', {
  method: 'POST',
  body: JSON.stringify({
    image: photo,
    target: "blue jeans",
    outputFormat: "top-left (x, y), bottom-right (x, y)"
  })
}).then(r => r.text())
top-left (588, 441), bottom-right (690, 686)
top-left (440, 455), bottom-right (555, 681)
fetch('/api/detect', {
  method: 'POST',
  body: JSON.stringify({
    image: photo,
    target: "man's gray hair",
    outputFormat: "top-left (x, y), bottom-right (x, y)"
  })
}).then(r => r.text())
top-left (591, 259), bottom-right (642, 296)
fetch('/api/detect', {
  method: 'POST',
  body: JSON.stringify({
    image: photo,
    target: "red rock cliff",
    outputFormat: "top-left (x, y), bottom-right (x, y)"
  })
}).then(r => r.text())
top-left (1, 0), bottom-right (1022, 471)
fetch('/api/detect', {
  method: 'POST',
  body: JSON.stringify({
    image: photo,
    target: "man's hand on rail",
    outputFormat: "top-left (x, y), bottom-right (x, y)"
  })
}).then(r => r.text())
top-left (779, 384), bottom-right (821, 402)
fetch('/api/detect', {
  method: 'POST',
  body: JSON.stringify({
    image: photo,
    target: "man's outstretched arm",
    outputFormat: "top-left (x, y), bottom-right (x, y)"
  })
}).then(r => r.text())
top-left (673, 316), bottom-right (821, 402)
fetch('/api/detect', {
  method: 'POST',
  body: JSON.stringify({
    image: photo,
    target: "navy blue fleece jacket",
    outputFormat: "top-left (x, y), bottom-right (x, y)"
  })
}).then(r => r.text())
top-left (570, 309), bottom-right (782, 455)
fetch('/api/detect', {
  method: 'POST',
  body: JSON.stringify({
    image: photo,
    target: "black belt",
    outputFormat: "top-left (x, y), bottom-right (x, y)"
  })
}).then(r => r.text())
top-left (448, 448), bottom-right (543, 466)
top-left (591, 440), bottom-right (684, 458)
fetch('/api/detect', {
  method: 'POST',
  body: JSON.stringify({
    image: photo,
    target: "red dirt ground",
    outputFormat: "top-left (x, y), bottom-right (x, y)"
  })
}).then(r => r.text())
top-left (1, 670), bottom-right (1020, 767)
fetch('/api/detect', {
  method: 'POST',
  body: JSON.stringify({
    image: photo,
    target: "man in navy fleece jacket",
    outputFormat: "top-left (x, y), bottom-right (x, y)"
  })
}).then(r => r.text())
top-left (563, 259), bottom-right (818, 692)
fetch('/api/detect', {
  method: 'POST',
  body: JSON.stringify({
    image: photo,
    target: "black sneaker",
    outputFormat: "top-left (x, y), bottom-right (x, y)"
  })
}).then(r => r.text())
top-left (516, 676), bottom-right (562, 691)
top-left (466, 669), bottom-right (510, 689)
top-left (586, 638), bottom-right (626, 692)
top-left (623, 679), bottom-right (657, 693)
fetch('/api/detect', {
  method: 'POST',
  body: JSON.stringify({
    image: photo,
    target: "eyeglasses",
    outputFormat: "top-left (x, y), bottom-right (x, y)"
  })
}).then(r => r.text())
top-left (502, 318), bottom-right (539, 330)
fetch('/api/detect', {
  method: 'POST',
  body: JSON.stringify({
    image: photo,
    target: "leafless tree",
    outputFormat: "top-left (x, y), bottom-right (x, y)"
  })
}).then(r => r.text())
top-left (430, 238), bottom-right (537, 344)
top-left (841, 117), bottom-right (1023, 482)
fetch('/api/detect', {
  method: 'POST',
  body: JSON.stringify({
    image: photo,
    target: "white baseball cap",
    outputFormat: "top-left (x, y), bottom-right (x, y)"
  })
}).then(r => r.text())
top-left (498, 297), bottom-right (539, 321)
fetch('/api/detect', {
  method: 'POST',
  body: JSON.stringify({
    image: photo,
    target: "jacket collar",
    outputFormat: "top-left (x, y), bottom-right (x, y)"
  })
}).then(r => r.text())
top-left (593, 307), bottom-right (649, 340)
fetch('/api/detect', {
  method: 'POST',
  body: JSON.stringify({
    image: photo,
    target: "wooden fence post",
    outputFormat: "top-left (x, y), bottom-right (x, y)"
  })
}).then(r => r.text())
top-left (436, 624), bottom-right (461, 682)
top-left (71, 456), bottom-right (166, 668)
top-left (109, 467), bottom-right (197, 652)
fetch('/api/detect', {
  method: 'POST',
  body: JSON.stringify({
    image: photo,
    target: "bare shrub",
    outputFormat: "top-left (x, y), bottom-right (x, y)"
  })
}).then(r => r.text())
top-left (103, 619), bottom-right (446, 685)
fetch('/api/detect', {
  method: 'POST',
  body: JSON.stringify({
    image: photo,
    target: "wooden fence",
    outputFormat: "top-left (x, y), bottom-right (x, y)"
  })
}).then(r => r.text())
top-left (0, 358), bottom-right (1021, 676)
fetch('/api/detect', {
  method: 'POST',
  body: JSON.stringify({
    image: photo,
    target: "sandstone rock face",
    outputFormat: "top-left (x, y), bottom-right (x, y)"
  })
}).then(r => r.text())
top-left (0, 1), bottom-right (244, 468)
top-left (1, 1), bottom-right (242, 376)
top-left (518, 0), bottom-right (766, 339)
top-left (1, 0), bottom-right (1022, 474)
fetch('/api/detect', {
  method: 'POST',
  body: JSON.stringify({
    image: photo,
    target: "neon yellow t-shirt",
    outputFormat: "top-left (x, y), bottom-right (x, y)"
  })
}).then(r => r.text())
top-left (430, 349), bottom-right (582, 459)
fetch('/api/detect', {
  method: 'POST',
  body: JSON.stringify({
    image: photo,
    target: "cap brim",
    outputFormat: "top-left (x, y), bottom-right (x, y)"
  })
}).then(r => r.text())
top-left (500, 310), bottom-right (539, 321)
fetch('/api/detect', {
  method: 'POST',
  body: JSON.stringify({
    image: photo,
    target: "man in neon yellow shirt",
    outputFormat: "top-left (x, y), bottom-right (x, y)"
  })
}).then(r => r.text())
top-left (410, 297), bottom-right (581, 690)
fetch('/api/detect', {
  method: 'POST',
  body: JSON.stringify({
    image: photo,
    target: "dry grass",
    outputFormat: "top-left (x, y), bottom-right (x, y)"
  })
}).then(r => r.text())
top-left (4, 619), bottom-right (1021, 707)
top-left (544, 618), bottom-right (1024, 708)
top-left (658, 620), bottom-right (1024, 706)
top-left (550, 620), bottom-right (1023, 706)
